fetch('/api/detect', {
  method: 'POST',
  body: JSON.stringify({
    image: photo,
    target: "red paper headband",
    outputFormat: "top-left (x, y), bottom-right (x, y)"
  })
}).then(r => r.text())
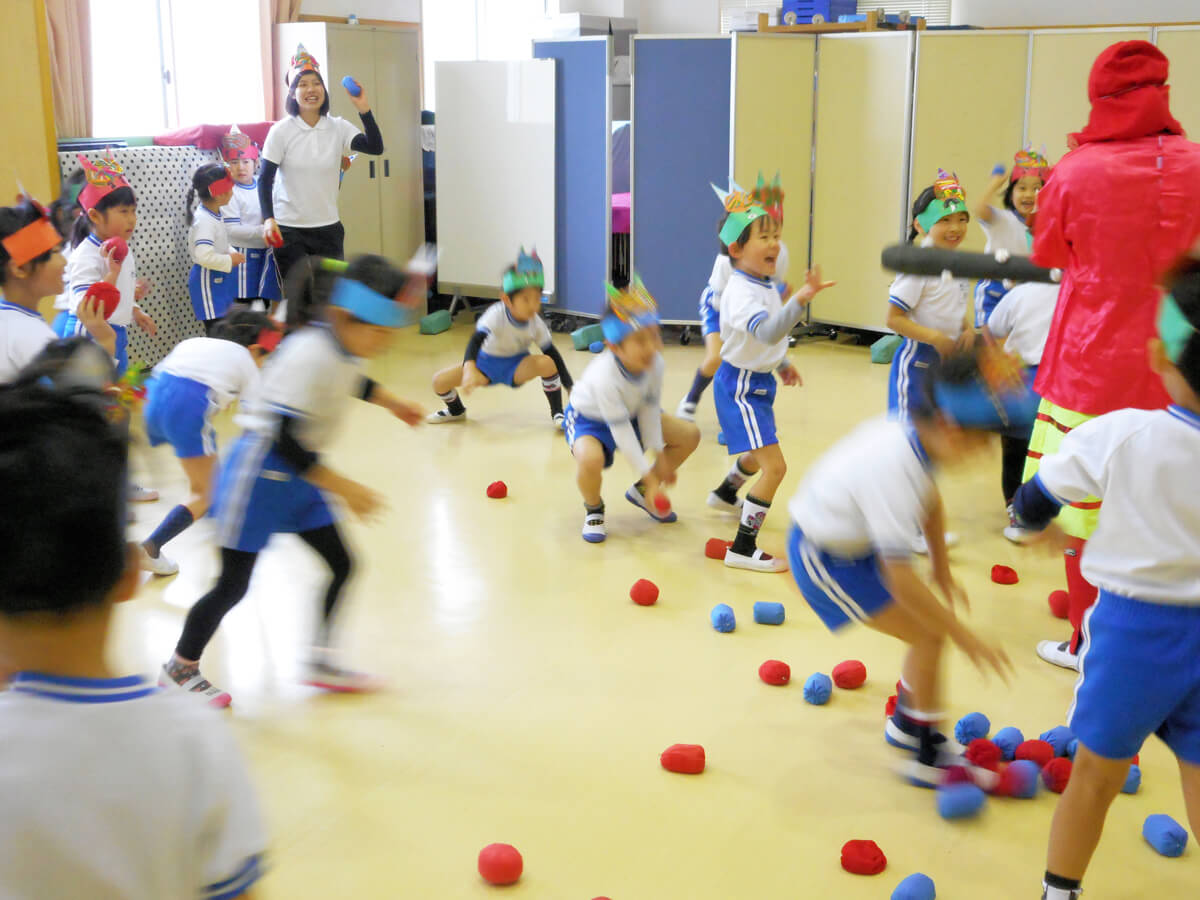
top-left (207, 175), bottom-right (234, 197)
top-left (77, 152), bottom-right (131, 211)
top-left (256, 327), bottom-right (282, 352)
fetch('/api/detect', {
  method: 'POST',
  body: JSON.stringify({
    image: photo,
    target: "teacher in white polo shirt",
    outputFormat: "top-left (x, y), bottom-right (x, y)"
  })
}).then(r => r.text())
top-left (259, 43), bottom-right (385, 325)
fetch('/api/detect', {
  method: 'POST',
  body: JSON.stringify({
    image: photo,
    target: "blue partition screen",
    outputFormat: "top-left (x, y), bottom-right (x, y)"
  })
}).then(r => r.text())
top-left (632, 38), bottom-right (731, 323)
top-left (534, 39), bottom-right (610, 317)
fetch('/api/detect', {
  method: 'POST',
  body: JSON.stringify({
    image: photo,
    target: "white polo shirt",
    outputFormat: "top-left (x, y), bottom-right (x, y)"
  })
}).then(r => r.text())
top-left (1035, 406), bottom-right (1200, 604)
top-left (156, 337), bottom-right (261, 411)
top-left (221, 180), bottom-right (267, 249)
top-left (190, 207), bottom-right (234, 272)
top-left (987, 281), bottom-right (1058, 366)
top-left (720, 269), bottom-right (793, 372)
top-left (475, 301), bottom-right (553, 357)
top-left (67, 234), bottom-right (137, 328)
top-left (789, 415), bottom-right (936, 560)
top-left (568, 350), bottom-right (666, 477)
top-left (980, 207), bottom-right (1030, 257)
top-left (0, 673), bottom-right (266, 900)
top-left (0, 301), bottom-right (56, 384)
top-left (261, 115), bottom-right (362, 228)
top-left (888, 262), bottom-right (969, 341)
top-left (53, 244), bottom-right (75, 311)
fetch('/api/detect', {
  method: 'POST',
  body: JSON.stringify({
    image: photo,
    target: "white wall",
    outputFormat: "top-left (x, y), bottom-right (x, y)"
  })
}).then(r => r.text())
top-left (302, 0), bottom-right (421, 21)
top-left (953, 0), bottom-right (1198, 26)
top-left (636, 0), bottom-right (720, 34)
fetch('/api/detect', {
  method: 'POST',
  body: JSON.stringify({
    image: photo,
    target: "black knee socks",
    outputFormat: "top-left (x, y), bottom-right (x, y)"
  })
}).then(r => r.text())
top-left (542, 375), bottom-right (564, 416)
top-left (1001, 434), bottom-right (1029, 505)
top-left (685, 370), bottom-right (713, 405)
top-left (439, 389), bottom-right (465, 415)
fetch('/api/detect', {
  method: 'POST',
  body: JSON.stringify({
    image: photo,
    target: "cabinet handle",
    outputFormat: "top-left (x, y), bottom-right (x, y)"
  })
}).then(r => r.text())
top-left (384, 159), bottom-right (390, 177)
top-left (369, 160), bottom-right (375, 178)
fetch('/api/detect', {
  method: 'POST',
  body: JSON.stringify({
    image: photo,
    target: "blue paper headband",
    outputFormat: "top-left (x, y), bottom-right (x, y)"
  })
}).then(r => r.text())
top-left (933, 378), bottom-right (1039, 430)
top-left (601, 310), bottom-right (658, 345)
top-left (329, 277), bottom-right (405, 327)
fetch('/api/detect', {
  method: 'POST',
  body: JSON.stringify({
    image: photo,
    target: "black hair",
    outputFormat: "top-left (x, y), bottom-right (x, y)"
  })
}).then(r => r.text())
top-left (49, 169), bottom-right (86, 236)
top-left (186, 162), bottom-right (231, 225)
top-left (70, 185), bottom-right (136, 248)
top-left (0, 201), bottom-right (62, 286)
top-left (282, 253), bottom-right (407, 329)
top-left (1003, 172), bottom-right (1046, 213)
top-left (908, 186), bottom-right (937, 242)
top-left (211, 308), bottom-right (279, 347)
top-left (285, 70), bottom-right (331, 117)
top-left (1168, 258), bottom-right (1200, 396)
top-left (0, 378), bottom-right (128, 616)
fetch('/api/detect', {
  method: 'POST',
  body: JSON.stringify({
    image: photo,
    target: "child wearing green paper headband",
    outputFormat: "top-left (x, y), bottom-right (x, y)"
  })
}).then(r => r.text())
top-left (1012, 259), bottom-right (1200, 900)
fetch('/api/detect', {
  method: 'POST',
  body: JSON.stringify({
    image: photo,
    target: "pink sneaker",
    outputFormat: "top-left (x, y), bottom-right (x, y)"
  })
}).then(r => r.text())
top-left (158, 664), bottom-right (232, 708)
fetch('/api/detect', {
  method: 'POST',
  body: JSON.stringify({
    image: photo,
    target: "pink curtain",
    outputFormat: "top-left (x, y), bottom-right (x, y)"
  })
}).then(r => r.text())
top-left (44, 0), bottom-right (92, 137)
top-left (260, 0), bottom-right (304, 120)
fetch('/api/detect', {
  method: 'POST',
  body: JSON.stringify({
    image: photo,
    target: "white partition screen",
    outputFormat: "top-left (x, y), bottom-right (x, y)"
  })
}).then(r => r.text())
top-left (435, 60), bottom-right (556, 297)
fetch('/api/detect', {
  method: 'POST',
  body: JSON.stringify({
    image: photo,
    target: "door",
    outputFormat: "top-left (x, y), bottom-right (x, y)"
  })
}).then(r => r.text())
top-left (373, 29), bottom-right (425, 265)
top-left (326, 25), bottom-right (382, 257)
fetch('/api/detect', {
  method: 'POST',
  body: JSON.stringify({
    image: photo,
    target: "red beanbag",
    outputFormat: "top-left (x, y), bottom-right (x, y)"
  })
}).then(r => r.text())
top-left (840, 839), bottom-right (887, 875)
top-left (965, 738), bottom-right (1003, 772)
top-left (1042, 757), bottom-right (1073, 793)
top-left (759, 659), bottom-right (791, 686)
top-left (661, 743), bottom-right (705, 774)
top-left (101, 236), bottom-right (128, 263)
top-left (991, 564), bottom-right (1019, 585)
top-left (1048, 589), bottom-right (1070, 619)
top-left (477, 843), bottom-right (523, 885)
top-left (486, 481), bottom-right (507, 499)
top-left (630, 579), bottom-right (659, 606)
top-left (705, 537), bottom-right (732, 560)
top-left (83, 282), bottom-right (121, 320)
top-left (885, 694), bottom-right (898, 718)
top-left (832, 660), bottom-right (867, 689)
top-left (1016, 740), bottom-right (1055, 769)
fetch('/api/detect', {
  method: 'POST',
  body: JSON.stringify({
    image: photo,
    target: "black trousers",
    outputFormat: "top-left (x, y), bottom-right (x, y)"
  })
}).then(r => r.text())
top-left (275, 222), bottom-right (346, 328)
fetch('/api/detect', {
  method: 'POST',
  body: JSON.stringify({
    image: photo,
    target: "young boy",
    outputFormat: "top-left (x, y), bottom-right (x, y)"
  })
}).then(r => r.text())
top-left (1012, 268), bottom-right (1200, 900)
top-left (706, 186), bottom-right (835, 572)
top-left (787, 348), bottom-right (1014, 784)
top-left (0, 375), bottom-right (267, 899)
top-left (426, 248), bottom-right (573, 428)
top-left (564, 276), bottom-right (700, 543)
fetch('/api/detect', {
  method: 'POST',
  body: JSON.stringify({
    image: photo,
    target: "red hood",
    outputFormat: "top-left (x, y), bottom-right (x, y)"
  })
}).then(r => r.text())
top-left (1069, 41), bottom-right (1184, 146)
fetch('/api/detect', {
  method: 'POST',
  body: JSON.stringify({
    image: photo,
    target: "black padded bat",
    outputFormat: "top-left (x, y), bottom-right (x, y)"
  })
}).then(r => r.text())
top-left (881, 244), bottom-right (1061, 284)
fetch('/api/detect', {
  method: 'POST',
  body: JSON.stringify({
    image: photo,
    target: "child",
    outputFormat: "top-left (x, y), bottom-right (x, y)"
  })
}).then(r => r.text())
top-left (160, 254), bottom-right (425, 707)
top-left (563, 276), bottom-right (699, 543)
top-left (706, 186), bottom-right (834, 572)
top-left (48, 170), bottom-right (86, 337)
top-left (64, 152), bottom-right (159, 377)
top-left (971, 148), bottom-right (1050, 326)
top-left (220, 125), bottom-right (283, 314)
top-left (0, 377), bottom-right (266, 899)
top-left (677, 173), bottom-right (789, 422)
top-left (139, 310), bottom-right (282, 576)
top-left (787, 348), bottom-right (1015, 784)
top-left (983, 280), bottom-right (1058, 542)
top-left (1, 193), bottom-right (114, 384)
top-left (1013, 266), bottom-right (1200, 900)
top-left (426, 248), bottom-right (573, 428)
top-left (187, 162), bottom-right (246, 334)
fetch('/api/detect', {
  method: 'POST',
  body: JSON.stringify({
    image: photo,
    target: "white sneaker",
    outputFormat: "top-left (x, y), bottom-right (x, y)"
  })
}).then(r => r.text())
top-left (724, 547), bottom-right (787, 573)
top-left (303, 651), bottom-right (383, 693)
top-left (901, 754), bottom-right (999, 792)
top-left (625, 486), bottom-right (677, 523)
top-left (552, 412), bottom-right (565, 430)
top-left (706, 491), bottom-right (743, 514)
top-left (128, 483), bottom-right (159, 503)
top-left (911, 531), bottom-right (959, 555)
top-left (1004, 504), bottom-right (1039, 544)
top-left (676, 399), bottom-right (697, 421)
top-left (158, 664), bottom-right (231, 708)
top-left (426, 409), bottom-right (466, 425)
top-left (1037, 639), bottom-right (1079, 671)
top-left (138, 544), bottom-right (179, 576)
top-left (582, 511), bottom-right (606, 543)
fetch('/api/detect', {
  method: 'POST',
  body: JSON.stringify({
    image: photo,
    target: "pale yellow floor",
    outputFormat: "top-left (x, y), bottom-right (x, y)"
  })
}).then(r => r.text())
top-left (114, 326), bottom-right (1195, 899)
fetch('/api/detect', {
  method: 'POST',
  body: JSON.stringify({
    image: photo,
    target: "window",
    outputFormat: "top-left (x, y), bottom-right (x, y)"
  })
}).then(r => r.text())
top-left (89, 0), bottom-right (266, 137)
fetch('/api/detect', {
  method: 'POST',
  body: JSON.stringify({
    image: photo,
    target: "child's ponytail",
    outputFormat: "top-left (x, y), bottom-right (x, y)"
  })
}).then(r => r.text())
top-left (185, 186), bottom-right (197, 226)
top-left (908, 186), bottom-right (937, 242)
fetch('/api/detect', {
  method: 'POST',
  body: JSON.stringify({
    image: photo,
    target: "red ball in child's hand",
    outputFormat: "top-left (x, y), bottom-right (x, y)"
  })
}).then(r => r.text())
top-left (266, 229), bottom-right (283, 248)
top-left (101, 236), bottom-right (128, 263)
top-left (991, 564), bottom-right (1019, 585)
top-left (1016, 740), bottom-right (1055, 769)
top-left (832, 660), bottom-right (867, 690)
top-left (1048, 589), bottom-right (1070, 619)
top-left (477, 843), bottom-right (523, 885)
top-left (840, 839), bottom-right (887, 875)
top-left (653, 493), bottom-right (671, 513)
top-left (486, 481), bottom-right (507, 499)
top-left (1042, 758), bottom-right (1073, 793)
top-left (660, 743), bottom-right (705, 774)
top-left (758, 659), bottom-right (791, 686)
top-left (630, 578), bottom-right (659, 606)
top-left (885, 694), bottom-right (898, 718)
top-left (965, 738), bottom-right (1003, 772)
top-left (705, 537), bottom-right (732, 560)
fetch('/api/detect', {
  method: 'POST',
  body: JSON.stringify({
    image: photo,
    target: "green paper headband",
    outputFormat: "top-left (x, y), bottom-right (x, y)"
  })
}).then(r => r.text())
top-left (720, 206), bottom-right (768, 247)
top-left (1159, 293), bottom-right (1196, 364)
top-left (916, 198), bottom-right (968, 234)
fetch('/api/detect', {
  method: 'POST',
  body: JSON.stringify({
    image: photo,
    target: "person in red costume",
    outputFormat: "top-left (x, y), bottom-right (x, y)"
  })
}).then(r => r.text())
top-left (1024, 40), bottom-right (1200, 672)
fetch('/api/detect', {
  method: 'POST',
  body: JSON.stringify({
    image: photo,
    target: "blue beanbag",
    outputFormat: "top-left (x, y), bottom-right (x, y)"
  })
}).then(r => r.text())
top-left (710, 603), bottom-right (736, 633)
top-left (891, 872), bottom-right (936, 900)
top-left (1143, 814), bottom-right (1188, 858)
top-left (1040, 726), bottom-right (1074, 757)
top-left (954, 712), bottom-right (990, 746)
top-left (937, 782), bottom-right (986, 820)
top-left (1122, 765), bottom-right (1142, 795)
top-left (993, 726), bottom-right (1024, 761)
top-left (753, 601), bottom-right (785, 625)
top-left (803, 673), bottom-right (832, 705)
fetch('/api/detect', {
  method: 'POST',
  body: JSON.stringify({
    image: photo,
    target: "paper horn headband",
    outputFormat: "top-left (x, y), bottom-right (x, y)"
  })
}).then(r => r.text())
top-left (751, 171), bottom-right (785, 223)
top-left (77, 151), bottom-right (131, 211)
top-left (712, 179), bottom-right (768, 247)
top-left (287, 43), bottom-right (321, 87)
top-left (502, 247), bottom-right (545, 295)
top-left (916, 169), bottom-right (968, 233)
top-left (601, 273), bottom-right (659, 344)
top-left (221, 124), bottom-right (259, 161)
top-left (1, 188), bottom-right (62, 268)
top-left (1012, 146), bottom-right (1051, 182)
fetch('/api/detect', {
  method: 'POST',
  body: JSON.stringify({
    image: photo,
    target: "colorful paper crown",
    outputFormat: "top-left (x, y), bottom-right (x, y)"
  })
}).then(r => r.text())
top-left (712, 179), bottom-right (768, 246)
top-left (1, 188), bottom-right (62, 268)
top-left (601, 273), bottom-right (659, 344)
top-left (287, 43), bottom-right (321, 87)
top-left (502, 247), bottom-right (544, 295)
top-left (1159, 293), bottom-right (1196, 364)
top-left (220, 124), bottom-right (258, 162)
top-left (1012, 146), bottom-right (1050, 182)
top-left (750, 171), bottom-right (785, 223)
top-left (77, 151), bottom-right (131, 211)
top-left (916, 169), bottom-right (967, 233)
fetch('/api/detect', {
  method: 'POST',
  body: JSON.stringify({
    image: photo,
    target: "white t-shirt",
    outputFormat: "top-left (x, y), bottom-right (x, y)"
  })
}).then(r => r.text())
top-left (789, 415), bottom-right (935, 560)
top-left (155, 337), bottom-right (261, 411)
top-left (261, 115), bottom-right (362, 228)
top-left (53, 244), bottom-right (75, 311)
top-left (475, 301), bottom-right (552, 357)
top-left (221, 180), bottom-right (267, 249)
top-left (67, 234), bottom-right (137, 327)
top-left (888, 263), bottom-right (969, 341)
top-left (0, 673), bottom-right (266, 900)
top-left (569, 350), bottom-right (666, 477)
top-left (980, 207), bottom-right (1030, 257)
top-left (0, 301), bottom-right (56, 384)
top-left (708, 241), bottom-right (790, 299)
top-left (986, 281), bottom-right (1058, 366)
top-left (720, 269), bottom-right (791, 372)
top-left (190, 206), bottom-right (234, 272)
top-left (1035, 406), bottom-right (1200, 604)
top-left (238, 324), bottom-right (364, 451)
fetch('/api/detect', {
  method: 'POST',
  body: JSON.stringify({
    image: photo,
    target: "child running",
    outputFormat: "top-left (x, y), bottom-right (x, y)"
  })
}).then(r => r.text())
top-left (187, 163), bottom-right (246, 334)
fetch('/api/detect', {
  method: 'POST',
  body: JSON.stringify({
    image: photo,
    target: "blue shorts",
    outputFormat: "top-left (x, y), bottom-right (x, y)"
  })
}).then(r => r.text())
top-left (475, 350), bottom-right (529, 387)
top-left (237, 247), bottom-right (282, 301)
top-left (51, 310), bottom-right (71, 338)
top-left (699, 286), bottom-right (720, 337)
top-left (212, 433), bottom-right (337, 553)
top-left (66, 316), bottom-right (128, 376)
top-left (975, 279), bottom-right (1008, 328)
top-left (887, 338), bottom-right (940, 423)
top-left (1069, 591), bottom-right (1200, 764)
top-left (713, 362), bottom-right (777, 454)
top-left (563, 406), bottom-right (642, 469)
top-left (787, 525), bottom-right (894, 631)
top-left (189, 264), bottom-right (237, 323)
top-left (145, 373), bottom-right (218, 458)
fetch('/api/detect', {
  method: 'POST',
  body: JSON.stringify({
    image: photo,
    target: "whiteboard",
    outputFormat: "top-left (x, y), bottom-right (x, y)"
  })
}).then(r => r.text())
top-left (435, 60), bottom-right (556, 296)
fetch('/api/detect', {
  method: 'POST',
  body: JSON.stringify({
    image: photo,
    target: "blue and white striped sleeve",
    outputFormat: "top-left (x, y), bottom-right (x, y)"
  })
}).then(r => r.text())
top-left (888, 273), bottom-right (923, 312)
top-left (198, 721), bottom-right (269, 900)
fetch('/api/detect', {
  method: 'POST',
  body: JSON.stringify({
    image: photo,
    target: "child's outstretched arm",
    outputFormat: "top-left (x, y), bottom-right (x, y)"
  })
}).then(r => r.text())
top-left (973, 164), bottom-right (1008, 224)
top-left (357, 377), bottom-right (424, 425)
top-left (749, 266), bottom-right (836, 344)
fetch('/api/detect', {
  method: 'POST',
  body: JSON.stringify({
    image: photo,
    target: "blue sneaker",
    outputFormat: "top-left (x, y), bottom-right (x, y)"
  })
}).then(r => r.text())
top-left (582, 511), bottom-right (606, 543)
top-left (625, 486), bottom-right (677, 523)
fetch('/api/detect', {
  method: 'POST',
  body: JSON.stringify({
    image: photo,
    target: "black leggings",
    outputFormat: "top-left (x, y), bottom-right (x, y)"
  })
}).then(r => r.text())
top-left (175, 524), bottom-right (353, 661)
top-left (274, 222), bottom-right (346, 329)
top-left (1001, 434), bottom-right (1030, 505)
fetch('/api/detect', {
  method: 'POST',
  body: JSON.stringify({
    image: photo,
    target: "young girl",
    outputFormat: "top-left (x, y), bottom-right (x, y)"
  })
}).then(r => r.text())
top-left (787, 348), bottom-right (1015, 785)
top-left (219, 125), bottom-right (282, 315)
top-left (48, 170), bottom-right (86, 338)
top-left (564, 277), bottom-right (699, 543)
top-left (971, 148), bottom-right (1049, 325)
top-left (677, 173), bottom-right (789, 422)
top-left (159, 254), bottom-right (425, 707)
top-left (64, 153), bottom-right (159, 378)
top-left (426, 248), bottom-right (573, 428)
top-left (0, 193), bottom-right (114, 383)
top-left (138, 309), bottom-right (281, 576)
top-left (187, 163), bottom-right (246, 334)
